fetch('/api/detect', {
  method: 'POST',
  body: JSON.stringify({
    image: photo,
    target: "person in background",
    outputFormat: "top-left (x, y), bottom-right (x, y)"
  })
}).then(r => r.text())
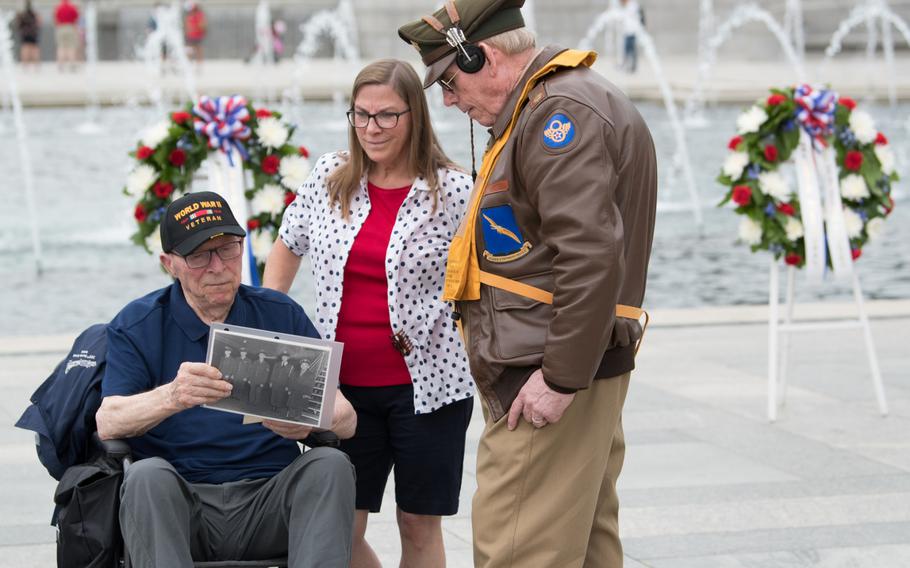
top-left (15, 0), bottom-right (41, 70)
top-left (621, 0), bottom-right (643, 73)
top-left (263, 58), bottom-right (475, 568)
top-left (184, 1), bottom-right (206, 66)
top-left (147, 2), bottom-right (170, 69)
top-left (53, 0), bottom-right (79, 72)
top-left (272, 19), bottom-right (287, 62)
top-left (399, 0), bottom-right (657, 565)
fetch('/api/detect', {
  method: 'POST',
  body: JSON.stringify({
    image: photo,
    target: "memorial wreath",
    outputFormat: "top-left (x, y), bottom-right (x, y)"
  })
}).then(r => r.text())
top-left (123, 95), bottom-right (311, 276)
top-left (718, 85), bottom-right (897, 269)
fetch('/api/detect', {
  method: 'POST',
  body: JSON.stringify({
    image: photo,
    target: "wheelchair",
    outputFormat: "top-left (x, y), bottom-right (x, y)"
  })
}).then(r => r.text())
top-left (94, 434), bottom-right (289, 568)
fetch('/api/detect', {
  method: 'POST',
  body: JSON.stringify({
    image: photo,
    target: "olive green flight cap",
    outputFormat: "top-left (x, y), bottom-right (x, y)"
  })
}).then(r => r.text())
top-left (398, 0), bottom-right (526, 88)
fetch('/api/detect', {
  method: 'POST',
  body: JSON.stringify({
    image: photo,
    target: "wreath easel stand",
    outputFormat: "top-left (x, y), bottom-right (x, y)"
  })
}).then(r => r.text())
top-left (767, 260), bottom-right (889, 422)
top-left (717, 86), bottom-right (896, 422)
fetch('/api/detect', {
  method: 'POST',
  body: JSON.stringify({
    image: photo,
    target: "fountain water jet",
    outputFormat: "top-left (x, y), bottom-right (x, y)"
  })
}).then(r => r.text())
top-left (581, 7), bottom-right (703, 226)
top-left (289, 0), bottom-right (360, 131)
top-left (294, 0), bottom-right (359, 63)
top-left (523, 0), bottom-right (536, 34)
top-left (684, 4), bottom-right (806, 127)
top-left (0, 11), bottom-right (42, 272)
top-left (0, 70), bottom-right (9, 133)
top-left (696, 0), bottom-right (716, 80)
top-left (252, 0), bottom-right (275, 66)
top-left (76, 0), bottom-right (102, 134)
top-left (135, 1), bottom-right (197, 115)
top-left (249, 0), bottom-right (279, 106)
top-left (784, 0), bottom-right (805, 59)
top-left (822, 0), bottom-right (910, 109)
top-left (687, 0), bottom-right (716, 127)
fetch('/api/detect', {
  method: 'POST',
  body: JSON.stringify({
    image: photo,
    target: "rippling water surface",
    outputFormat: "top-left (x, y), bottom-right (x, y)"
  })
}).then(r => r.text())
top-left (1, 101), bottom-right (908, 336)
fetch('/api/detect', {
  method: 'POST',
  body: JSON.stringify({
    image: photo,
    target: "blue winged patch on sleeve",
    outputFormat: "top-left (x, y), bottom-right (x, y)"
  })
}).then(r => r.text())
top-left (542, 112), bottom-right (576, 150)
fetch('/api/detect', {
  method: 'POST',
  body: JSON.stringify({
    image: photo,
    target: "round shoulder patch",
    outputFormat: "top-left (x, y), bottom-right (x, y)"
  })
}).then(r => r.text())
top-left (542, 113), bottom-right (575, 149)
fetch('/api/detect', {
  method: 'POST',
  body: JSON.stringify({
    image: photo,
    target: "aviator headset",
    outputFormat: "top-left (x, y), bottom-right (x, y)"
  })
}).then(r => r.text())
top-left (422, 1), bottom-right (486, 74)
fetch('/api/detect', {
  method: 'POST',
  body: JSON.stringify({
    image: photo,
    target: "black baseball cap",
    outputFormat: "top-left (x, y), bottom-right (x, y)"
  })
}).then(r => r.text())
top-left (161, 191), bottom-right (246, 256)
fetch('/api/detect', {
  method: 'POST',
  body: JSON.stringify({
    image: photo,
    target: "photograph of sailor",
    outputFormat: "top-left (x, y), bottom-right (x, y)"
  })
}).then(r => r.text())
top-left (269, 351), bottom-right (294, 413)
top-left (287, 357), bottom-right (319, 419)
top-left (249, 351), bottom-right (272, 408)
top-left (233, 346), bottom-right (254, 401)
top-left (217, 346), bottom-right (239, 391)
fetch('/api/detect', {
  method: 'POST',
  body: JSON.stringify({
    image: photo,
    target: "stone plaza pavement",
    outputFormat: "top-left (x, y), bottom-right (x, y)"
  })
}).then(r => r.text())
top-left (1, 301), bottom-right (909, 567)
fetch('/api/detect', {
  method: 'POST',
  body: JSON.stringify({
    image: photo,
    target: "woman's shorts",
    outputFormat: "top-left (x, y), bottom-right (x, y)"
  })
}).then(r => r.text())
top-left (339, 384), bottom-right (473, 516)
top-left (55, 25), bottom-right (78, 51)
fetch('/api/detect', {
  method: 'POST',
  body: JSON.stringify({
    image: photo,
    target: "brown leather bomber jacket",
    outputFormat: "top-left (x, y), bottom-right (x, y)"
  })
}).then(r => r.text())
top-left (458, 46), bottom-right (658, 421)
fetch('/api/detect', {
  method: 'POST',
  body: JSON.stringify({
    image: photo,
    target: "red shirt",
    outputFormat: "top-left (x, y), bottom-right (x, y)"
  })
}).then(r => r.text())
top-left (334, 182), bottom-right (412, 387)
top-left (185, 9), bottom-right (206, 41)
top-left (54, 2), bottom-right (78, 25)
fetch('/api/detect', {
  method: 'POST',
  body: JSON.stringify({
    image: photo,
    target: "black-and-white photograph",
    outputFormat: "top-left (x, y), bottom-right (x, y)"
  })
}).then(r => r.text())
top-left (204, 323), bottom-right (342, 429)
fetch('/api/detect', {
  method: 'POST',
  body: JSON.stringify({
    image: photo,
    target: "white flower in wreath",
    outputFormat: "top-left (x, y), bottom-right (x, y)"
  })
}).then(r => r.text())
top-left (279, 155), bottom-right (310, 190)
top-left (723, 151), bottom-right (750, 180)
top-left (758, 171), bottom-right (791, 201)
top-left (250, 228), bottom-right (276, 260)
top-left (737, 106), bottom-right (768, 134)
top-left (738, 217), bottom-right (763, 245)
top-left (874, 145), bottom-right (896, 175)
top-left (258, 117), bottom-right (290, 149)
top-left (840, 174), bottom-right (870, 200)
top-left (866, 217), bottom-right (885, 241)
top-left (146, 225), bottom-right (163, 256)
top-left (849, 110), bottom-right (877, 145)
top-left (842, 207), bottom-right (864, 239)
top-left (141, 120), bottom-right (171, 149)
top-left (784, 217), bottom-right (804, 241)
top-left (251, 184), bottom-right (286, 216)
top-left (126, 164), bottom-right (158, 196)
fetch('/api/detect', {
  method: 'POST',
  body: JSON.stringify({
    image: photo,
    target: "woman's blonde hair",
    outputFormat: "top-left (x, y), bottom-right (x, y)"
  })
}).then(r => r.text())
top-left (328, 59), bottom-right (455, 218)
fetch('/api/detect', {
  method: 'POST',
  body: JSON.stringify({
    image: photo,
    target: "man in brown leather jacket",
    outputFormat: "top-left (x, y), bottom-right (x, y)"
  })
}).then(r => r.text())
top-left (400, 1), bottom-right (657, 566)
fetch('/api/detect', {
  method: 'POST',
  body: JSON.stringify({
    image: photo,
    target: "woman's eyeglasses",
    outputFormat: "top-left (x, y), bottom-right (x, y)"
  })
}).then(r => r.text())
top-left (346, 109), bottom-right (411, 129)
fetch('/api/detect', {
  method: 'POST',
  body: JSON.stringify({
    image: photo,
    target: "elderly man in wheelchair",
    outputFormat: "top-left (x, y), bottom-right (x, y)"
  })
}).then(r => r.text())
top-left (95, 192), bottom-right (357, 567)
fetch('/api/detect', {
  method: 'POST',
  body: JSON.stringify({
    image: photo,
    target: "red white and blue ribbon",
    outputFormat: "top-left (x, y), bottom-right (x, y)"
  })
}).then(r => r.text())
top-left (791, 84), bottom-right (853, 283)
top-left (793, 84), bottom-right (838, 149)
top-left (192, 95), bottom-right (251, 165)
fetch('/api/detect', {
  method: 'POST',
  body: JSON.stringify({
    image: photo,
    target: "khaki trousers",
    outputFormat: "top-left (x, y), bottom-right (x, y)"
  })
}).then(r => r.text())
top-left (473, 372), bottom-right (631, 568)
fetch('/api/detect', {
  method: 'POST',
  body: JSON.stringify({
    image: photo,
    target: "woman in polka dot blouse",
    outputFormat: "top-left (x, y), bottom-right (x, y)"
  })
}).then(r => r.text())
top-left (263, 59), bottom-right (475, 568)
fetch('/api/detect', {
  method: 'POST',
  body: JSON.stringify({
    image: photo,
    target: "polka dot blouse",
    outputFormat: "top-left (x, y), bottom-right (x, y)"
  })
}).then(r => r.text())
top-left (279, 152), bottom-right (475, 414)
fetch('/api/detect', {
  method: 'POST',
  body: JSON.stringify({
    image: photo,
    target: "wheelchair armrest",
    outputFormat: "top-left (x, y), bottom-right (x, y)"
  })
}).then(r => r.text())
top-left (91, 432), bottom-right (132, 460)
top-left (302, 430), bottom-right (340, 449)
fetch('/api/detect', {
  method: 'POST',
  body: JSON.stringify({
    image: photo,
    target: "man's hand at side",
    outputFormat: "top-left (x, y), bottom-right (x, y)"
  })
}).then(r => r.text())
top-left (507, 369), bottom-right (575, 430)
